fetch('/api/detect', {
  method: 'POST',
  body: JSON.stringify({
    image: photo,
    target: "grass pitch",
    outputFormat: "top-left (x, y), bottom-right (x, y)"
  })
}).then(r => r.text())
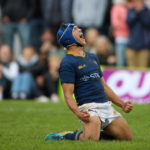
top-left (0, 100), bottom-right (150, 150)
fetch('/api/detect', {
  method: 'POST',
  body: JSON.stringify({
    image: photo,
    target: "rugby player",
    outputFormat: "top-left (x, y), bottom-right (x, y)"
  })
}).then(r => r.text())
top-left (45, 23), bottom-right (133, 141)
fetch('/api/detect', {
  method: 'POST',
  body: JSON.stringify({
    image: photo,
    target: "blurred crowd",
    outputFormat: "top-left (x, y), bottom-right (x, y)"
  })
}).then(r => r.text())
top-left (0, 0), bottom-right (150, 101)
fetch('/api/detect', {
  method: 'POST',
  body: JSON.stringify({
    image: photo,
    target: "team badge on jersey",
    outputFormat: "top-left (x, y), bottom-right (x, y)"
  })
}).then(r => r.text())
top-left (78, 64), bottom-right (86, 70)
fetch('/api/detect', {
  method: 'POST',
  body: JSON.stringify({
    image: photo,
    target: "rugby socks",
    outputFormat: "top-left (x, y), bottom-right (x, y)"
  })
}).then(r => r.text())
top-left (63, 130), bottom-right (116, 141)
top-left (100, 131), bottom-right (116, 140)
top-left (63, 130), bottom-right (83, 140)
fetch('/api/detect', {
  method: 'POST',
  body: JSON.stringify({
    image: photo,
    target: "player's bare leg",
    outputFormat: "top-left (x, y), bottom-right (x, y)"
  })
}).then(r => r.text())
top-left (79, 116), bottom-right (101, 141)
top-left (104, 117), bottom-right (133, 140)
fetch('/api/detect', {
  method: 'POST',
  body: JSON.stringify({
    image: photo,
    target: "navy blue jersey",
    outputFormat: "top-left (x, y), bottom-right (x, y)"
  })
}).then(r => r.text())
top-left (59, 51), bottom-right (108, 106)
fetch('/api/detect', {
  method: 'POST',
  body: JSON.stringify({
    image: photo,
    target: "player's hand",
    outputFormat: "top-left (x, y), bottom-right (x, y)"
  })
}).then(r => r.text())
top-left (122, 101), bottom-right (133, 113)
top-left (77, 111), bottom-right (90, 123)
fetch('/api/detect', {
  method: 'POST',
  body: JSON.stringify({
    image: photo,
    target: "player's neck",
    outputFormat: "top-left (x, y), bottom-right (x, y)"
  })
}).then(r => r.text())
top-left (67, 46), bottom-right (84, 57)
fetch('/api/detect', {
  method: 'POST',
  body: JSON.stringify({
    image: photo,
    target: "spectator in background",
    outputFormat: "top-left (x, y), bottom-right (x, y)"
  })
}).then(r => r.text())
top-left (30, 0), bottom-right (47, 52)
top-left (38, 28), bottom-right (65, 74)
top-left (0, 5), bottom-right (4, 45)
top-left (60, 0), bottom-right (73, 23)
top-left (126, 0), bottom-right (150, 67)
top-left (40, 28), bottom-right (65, 59)
top-left (145, 0), bottom-right (150, 8)
top-left (41, 0), bottom-right (73, 35)
top-left (36, 55), bottom-right (61, 102)
top-left (0, 45), bottom-right (19, 100)
top-left (11, 46), bottom-right (46, 100)
top-left (84, 28), bottom-right (100, 54)
top-left (40, 28), bottom-right (56, 53)
top-left (111, 0), bottom-right (130, 67)
top-left (72, 0), bottom-right (109, 32)
top-left (95, 36), bottom-right (116, 66)
top-left (0, 0), bottom-right (34, 50)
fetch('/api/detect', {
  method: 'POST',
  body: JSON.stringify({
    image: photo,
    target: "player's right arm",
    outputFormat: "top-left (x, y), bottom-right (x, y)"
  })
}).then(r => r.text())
top-left (100, 77), bottom-right (133, 113)
top-left (62, 83), bottom-right (90, 123)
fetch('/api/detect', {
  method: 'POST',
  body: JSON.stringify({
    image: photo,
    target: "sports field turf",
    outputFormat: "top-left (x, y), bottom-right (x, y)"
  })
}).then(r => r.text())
top-left (0, 100), bottom-right (150, 150)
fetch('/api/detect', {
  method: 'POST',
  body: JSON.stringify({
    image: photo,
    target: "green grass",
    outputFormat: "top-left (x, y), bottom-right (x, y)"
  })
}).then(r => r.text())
top-left (0, 100), bottom-right (150, 150)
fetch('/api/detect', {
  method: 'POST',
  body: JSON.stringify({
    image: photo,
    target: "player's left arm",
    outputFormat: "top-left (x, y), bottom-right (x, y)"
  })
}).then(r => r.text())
top-left (100, 77), bottom-right (133, 113)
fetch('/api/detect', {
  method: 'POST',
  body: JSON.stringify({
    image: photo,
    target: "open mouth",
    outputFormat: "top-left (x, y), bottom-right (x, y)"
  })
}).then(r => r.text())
top-left (80, 33), bottom-right (84, 39)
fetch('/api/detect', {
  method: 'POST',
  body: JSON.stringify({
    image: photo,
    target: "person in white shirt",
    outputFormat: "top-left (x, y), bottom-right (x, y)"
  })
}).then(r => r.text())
top-left (72, 0), bottom-right (108, 29)
top-left (0, 45), bottom-right (19, 100)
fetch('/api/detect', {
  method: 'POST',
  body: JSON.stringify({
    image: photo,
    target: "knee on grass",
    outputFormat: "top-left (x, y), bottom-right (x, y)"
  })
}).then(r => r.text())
top-left (119, 133), bottom-right (133, 141)
top-left (124, 134), bottom-right (133, 141)
top-left (81, 133), bottom-right (99, 141)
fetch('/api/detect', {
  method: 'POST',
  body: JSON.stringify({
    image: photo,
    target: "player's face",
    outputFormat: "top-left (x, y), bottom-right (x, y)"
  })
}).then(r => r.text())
top-left (73, 26), bottom-right (86, 46)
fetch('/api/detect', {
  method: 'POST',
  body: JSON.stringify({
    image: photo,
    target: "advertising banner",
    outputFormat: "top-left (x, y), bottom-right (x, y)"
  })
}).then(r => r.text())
top-left (103, 68), bottom-right (150, 104)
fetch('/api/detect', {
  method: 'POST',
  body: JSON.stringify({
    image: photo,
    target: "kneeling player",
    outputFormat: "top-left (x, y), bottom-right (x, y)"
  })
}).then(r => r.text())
top-left (45, 24), bottom-right (133, 141)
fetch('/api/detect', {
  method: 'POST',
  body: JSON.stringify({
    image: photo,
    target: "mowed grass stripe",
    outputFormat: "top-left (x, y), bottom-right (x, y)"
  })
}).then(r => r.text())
top-left (0, 101), bottom-right (150, 150)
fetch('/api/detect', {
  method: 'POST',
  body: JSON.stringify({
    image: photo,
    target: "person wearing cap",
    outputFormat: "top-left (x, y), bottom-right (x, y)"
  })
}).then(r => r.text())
top-left (45, 23), bottom-right (133, 141)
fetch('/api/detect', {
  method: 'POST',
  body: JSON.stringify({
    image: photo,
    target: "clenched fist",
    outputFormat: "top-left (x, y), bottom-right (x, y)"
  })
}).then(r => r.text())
top-left (122, 101), bottom-right (133, 113)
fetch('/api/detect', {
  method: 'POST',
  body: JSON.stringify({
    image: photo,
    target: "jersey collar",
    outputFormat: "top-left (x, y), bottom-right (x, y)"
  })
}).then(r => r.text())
top-left (67, 51), bottom-right (86, 57)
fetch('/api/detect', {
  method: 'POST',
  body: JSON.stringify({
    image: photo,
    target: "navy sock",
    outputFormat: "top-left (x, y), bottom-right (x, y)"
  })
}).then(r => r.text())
top-left (63, 130), bottom-right (83, 140)
top-left (63, 130), bottom-right (115, 141)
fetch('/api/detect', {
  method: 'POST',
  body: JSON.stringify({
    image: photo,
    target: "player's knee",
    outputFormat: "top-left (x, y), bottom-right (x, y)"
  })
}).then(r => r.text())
top-left (126, 130), bottom-right (133, 141)
top-left (89, 136), bottom-right (99, 141)
top-left (87, 134), bottom-right (99, 141)
top-left (123, 136), bottom-right (133, 141)
top-left (126, 134), bottom-right (133, 141)
top-left (121, 132), bottom-right (133, 141)
top-left (82, 134), bottom-right (99, 141)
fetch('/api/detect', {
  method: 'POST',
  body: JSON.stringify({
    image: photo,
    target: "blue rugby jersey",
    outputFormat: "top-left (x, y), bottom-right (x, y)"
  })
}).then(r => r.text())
top-left (59, 51), bottom-right (108, 106)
